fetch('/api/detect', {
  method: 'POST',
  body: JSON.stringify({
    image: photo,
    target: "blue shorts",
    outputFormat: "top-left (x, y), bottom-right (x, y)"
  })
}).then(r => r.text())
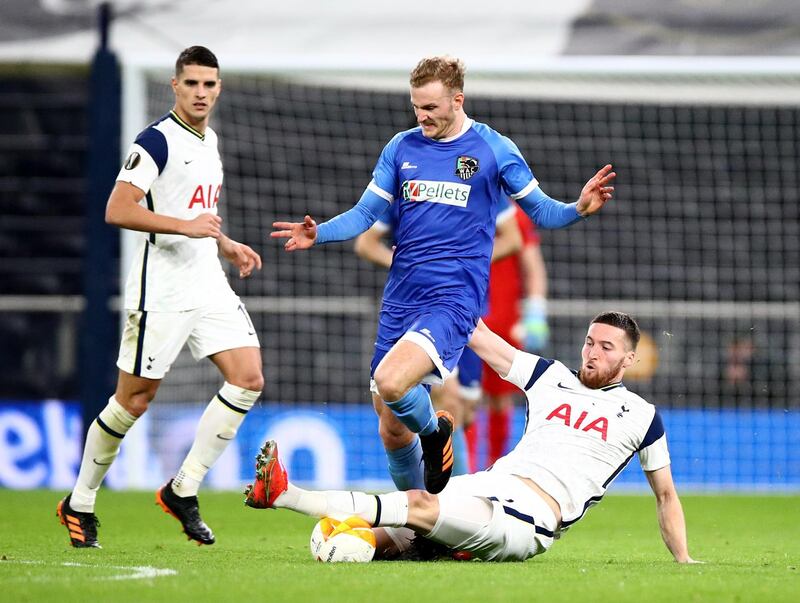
top-left (456, 346), bottom-right (483, 400)
top-left (371, 303), bottom-right (477, 385)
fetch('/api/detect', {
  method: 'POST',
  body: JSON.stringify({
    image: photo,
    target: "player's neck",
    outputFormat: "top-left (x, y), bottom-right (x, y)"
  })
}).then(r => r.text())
top-left (436, 111), bottom-right (468, 141)
top-left (171, 106), bottom-right (209, 135)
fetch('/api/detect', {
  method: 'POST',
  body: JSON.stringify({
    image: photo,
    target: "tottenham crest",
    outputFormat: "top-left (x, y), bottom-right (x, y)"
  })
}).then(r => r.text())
top-left (455, 156), bottom-right (479, 180)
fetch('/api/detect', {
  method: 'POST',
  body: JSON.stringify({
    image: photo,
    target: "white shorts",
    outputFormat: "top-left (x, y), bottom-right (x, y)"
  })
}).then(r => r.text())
top-left (116, 297), bottom-right (260, 379)
top-left (434, 471), bottom-right (558, 561)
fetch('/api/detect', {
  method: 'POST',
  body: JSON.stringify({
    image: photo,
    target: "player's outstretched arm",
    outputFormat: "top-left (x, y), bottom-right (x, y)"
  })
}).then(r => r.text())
top-left (468, 319), bottom-right (517, 379)
top-left (106, 181), bottom-right (222, 238)
top-left (271, 215), bottom-right (317, 251)
top-left (645, 466), bottom-right (702, 564)
top-left (575, 164), bottom-right (616, 217)
top-left (274, 188), bottom-right (390, 252)
top-left (218, 234), bottom-right (262, 278)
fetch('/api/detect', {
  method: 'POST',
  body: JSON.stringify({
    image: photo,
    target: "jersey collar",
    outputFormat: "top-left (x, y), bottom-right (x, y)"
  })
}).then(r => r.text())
top-left (571, 369), bottom-right (626, 392)
top-left (169, 111), bottom-right (205, 141)
top-left (435, 116), bottom-right (473, 143)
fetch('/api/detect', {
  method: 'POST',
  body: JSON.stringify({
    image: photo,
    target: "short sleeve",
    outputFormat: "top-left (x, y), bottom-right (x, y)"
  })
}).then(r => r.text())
top-left (638, 410), bottom-right (671, 471)
top-left (116, 126), bottom-right (167, 194)
top-left (503, 350), bottom-right (552, 390)
top-left (638, 435), bottom-right (671, 471)
top-left (116, 142), bottom-right (160, 194)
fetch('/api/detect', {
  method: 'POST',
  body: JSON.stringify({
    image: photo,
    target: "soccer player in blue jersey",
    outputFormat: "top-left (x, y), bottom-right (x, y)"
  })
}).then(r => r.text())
top-left (272, 55), bottom-right (615, 494)
top-left (354, 197), bottom-right (522, 486)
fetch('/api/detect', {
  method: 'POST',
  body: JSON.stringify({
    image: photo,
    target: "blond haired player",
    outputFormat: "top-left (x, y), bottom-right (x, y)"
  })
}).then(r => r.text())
top-left (245, 312), bottom-right (699, 563)
top-left (57, 46), bottom-right (263, 548)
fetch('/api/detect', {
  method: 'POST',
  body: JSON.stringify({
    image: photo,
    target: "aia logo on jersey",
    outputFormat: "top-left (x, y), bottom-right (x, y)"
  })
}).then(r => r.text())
top-left (455, 156), bottom-right (479, 180)
top-left (546, 403), bottom-right (608, 441)
top-left (188, 184), bottom-right (221, 209)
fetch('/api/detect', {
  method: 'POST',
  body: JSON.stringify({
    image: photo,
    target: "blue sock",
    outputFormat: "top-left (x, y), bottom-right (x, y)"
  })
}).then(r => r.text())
top-left (385, 384), bottom-right (438, 435)
top-left (451, 427), bottom-right (468, 476)
top-left (386, 438), bottom-right (424, 490)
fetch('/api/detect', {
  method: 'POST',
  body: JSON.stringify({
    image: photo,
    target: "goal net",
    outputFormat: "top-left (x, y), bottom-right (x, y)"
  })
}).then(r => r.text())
top-left (119, 58), bottom-right (800, 490)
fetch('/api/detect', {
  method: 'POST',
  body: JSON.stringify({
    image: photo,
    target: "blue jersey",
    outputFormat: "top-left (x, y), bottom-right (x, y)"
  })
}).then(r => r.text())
top-left (370, 118), bottom-right (538, 317)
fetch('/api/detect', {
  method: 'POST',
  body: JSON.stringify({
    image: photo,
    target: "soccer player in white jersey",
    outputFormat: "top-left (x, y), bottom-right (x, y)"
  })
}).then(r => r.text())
top-left (57, 46), bottom-right (264, 548)
top-left (244, 312), bottom-right (699, 563)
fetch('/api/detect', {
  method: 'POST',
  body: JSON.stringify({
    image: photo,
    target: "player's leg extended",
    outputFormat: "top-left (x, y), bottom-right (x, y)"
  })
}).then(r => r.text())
top-left (73, 371), bottom-right (157, 508)
top-left (244, 442), bottom-right (536, 562)
top-left (155, 346), bottom-right (262, 545)
top-left (372, 392), bottom-right (424, 490)
top-left (172, 346), bottom-right (263, 497)
top-left (374, 340), bottom-right (454, 493)
top-left (58, 370), bottom-right (158, 548)
top-left (373, 339), bottom-right (439, 430)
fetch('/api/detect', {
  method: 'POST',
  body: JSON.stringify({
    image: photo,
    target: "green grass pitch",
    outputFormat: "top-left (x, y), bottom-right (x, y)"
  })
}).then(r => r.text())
top-left (1, 489), bottom-right (797, 602)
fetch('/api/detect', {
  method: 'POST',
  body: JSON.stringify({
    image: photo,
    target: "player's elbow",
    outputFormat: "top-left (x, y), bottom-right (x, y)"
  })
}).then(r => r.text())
top-left (105, 204), bottom-right (123, 227)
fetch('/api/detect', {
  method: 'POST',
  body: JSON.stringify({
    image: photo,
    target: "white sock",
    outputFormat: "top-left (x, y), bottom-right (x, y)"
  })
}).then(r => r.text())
top-left (70, 396), bottom-right (137, 512)
top-left (171, 382), bottom-right (260, 497)
top-left (275, 484), bottom-right (409, 527)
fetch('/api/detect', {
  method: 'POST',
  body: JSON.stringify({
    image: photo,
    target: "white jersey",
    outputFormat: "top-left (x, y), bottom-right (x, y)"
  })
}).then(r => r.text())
top-left (491, 350), bottom-right (671, 529)
top-left (116, 111), bottom-right (232, 311)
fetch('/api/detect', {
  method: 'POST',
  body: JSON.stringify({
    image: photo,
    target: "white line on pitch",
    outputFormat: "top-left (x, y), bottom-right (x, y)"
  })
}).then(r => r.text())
top-left (2, 559), bottom-right (177, 581)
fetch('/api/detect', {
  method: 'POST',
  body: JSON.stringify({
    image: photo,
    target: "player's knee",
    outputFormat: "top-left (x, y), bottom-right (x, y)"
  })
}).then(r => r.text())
top-left (406, 489), bottom-right (440, 528)
top-left (373, 368), bottom-right (408, 402)
top-left (118, 391), bottom-right (153, 417)
top-left (237, 372), bottom-right (264, 393)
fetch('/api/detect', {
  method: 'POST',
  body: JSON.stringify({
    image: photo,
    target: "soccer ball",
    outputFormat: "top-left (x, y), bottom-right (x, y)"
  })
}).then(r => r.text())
top-left (309, 516), bottom-right (376, 563)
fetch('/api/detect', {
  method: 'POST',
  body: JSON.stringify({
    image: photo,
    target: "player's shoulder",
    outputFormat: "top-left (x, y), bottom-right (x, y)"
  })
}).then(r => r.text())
top-left (136, 112), bottom-right (171, 138)
top-left (513, 351), bottom-right (565, 389)
top-left (387, 126), bottom-right (422, 148)
top-left (469, 120), bottom-right (522, 156)
top-left (133, 113), bottom-right (171, 170)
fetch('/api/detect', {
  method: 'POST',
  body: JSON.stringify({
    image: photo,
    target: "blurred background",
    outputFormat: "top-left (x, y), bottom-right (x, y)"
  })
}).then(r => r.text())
top-left (1, 0), bottom-right (798, 492)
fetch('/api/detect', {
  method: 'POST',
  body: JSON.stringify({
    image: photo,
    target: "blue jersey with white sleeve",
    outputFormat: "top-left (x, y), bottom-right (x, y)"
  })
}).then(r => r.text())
top-left (369, 118), bottom-right (536, 317)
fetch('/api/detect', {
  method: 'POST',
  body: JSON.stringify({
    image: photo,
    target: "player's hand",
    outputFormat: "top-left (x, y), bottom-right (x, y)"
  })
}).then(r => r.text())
top-left (576, 164), bottom-right (615, 217)
top-left (512, 297), bottom-right (549, 352)
top-left (219, 236), bottom-right (262, 278)
top-left (182, 213), bottom-right (223, 239)
top-left (271, 214), bottom-right (317, 251)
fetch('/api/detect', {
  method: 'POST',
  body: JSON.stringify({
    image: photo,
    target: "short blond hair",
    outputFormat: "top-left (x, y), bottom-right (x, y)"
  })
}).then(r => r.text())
top-left (409, 56), bottom-right (465, 92)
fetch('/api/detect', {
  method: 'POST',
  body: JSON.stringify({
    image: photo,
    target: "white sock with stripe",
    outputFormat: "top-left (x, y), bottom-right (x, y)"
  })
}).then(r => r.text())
top-left (171, 382), bottom-right (260, 497)
top-left (70, 396), bottom-right (137, 512)
top-left (275, 485), bottom-right (409, 527)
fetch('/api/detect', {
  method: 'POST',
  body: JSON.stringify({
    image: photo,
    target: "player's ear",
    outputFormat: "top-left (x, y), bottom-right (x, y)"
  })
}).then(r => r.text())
top-left (452, 91), bottom-right (464, 110)
top-left (622, 350), bottom-right (636, 369)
